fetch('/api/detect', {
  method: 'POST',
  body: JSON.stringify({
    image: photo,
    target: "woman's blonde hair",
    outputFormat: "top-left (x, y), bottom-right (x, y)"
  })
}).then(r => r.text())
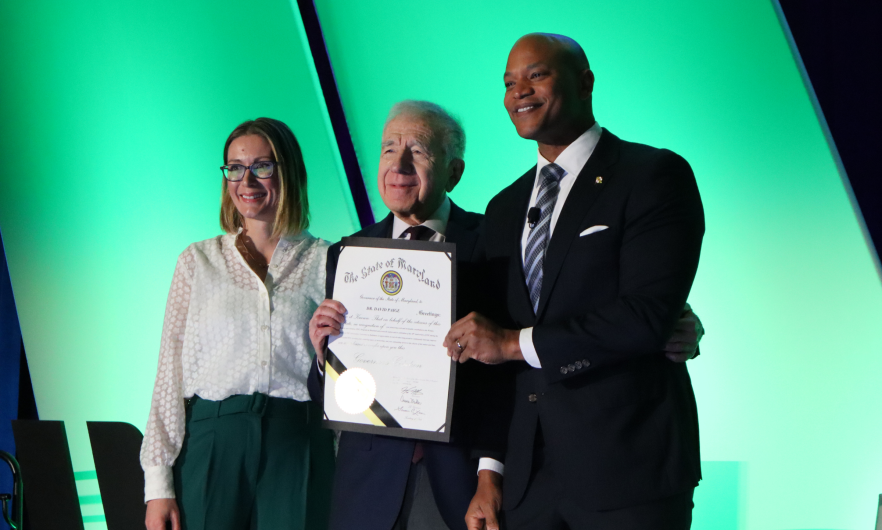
top-left (220, 118), bottom-right (309, 237)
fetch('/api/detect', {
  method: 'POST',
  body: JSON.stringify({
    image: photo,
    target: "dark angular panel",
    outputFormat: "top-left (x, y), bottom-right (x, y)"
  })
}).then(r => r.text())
top-left (297, 0), bottom-right (375, 228)
top-left (11, 421), bottom-right (84, 530)
top-left (87, 422), bottom-right (145, 530)
top-left (779, 0), bottom-right (882, 263)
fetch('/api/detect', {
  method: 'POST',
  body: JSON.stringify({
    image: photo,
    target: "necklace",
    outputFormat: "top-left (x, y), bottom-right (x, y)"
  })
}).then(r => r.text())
top-left (236, 232), bottom-right (269, 276)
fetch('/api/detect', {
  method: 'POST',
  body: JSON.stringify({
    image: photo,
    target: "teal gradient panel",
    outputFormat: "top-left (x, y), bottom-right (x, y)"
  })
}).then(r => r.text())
top-left (315, 0), bottom-right (882, 528)
top-left (692, 462), bottom-right (743, 530)
top-left (0, 0), bottom-right (358, 522)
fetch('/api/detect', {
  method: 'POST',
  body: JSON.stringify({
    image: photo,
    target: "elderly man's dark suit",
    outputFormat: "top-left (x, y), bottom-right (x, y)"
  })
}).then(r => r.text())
top-left (307, 202), bottom-right (508, 530)
top-left (482, 129), bottom-right (705, 523)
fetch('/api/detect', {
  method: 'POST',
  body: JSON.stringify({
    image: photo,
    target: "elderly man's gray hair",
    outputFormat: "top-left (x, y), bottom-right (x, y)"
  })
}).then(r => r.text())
top-left (386, 100), bottom-right (466, 162)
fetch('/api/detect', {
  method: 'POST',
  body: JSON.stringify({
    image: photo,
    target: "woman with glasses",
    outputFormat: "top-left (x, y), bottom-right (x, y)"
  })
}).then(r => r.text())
top-left (141, 118), bottom-right (334, 530)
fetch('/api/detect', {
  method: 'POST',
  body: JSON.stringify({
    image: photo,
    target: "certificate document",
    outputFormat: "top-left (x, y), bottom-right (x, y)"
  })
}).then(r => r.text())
top-left (322, 236), bottom-right (457, 442)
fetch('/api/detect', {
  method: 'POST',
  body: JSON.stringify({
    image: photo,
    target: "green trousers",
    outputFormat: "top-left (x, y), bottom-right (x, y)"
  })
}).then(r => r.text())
top-left (174, 393), bottom-right (335, 530)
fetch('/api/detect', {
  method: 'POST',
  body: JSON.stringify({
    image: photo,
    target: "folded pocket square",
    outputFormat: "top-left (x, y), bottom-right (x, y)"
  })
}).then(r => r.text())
top-left (579, 225), bottom-right (609, 237)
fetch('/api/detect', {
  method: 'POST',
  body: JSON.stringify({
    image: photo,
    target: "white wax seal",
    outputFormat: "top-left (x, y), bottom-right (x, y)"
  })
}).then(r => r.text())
top-left (335, 367), bottom-right (377, 414)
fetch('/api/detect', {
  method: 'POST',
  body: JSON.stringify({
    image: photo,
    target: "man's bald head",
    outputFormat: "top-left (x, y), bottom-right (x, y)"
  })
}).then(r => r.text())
top-left (503, 33), bottom-right (596, 155)
top-left (515, 33), bottom-right (590, 73)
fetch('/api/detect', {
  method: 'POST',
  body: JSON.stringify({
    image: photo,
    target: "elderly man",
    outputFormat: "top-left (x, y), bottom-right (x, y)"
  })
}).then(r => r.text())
top-left (307, 100), bottom-right (509, 530)
top-left (447, 33), bottom-right (705, 530)
top-left (310, 99), bottom-right (704, 530)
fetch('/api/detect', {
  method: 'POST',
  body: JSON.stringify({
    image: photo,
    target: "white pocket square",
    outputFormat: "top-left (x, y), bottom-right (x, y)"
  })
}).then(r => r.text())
top-left (579, 225), bottom-right (608, 237)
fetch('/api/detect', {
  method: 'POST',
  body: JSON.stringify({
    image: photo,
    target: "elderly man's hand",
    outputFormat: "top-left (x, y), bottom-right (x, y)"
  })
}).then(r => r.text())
top-left (309, 299), bottom-right (347, 365)
top-left (465, 470), bottom-right (502, 530)
top-left (664, 303), bottom-right (705, 362)
top-left (443, 312), bottom-right (522, 364)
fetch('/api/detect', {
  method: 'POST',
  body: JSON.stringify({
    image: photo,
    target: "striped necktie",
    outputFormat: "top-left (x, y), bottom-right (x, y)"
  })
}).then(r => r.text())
top-left (524, 163), bottom-right (565, 313)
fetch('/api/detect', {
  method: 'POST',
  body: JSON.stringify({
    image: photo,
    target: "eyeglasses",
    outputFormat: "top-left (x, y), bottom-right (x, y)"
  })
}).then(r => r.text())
top-left (220, 160), bottom-right (277, 181)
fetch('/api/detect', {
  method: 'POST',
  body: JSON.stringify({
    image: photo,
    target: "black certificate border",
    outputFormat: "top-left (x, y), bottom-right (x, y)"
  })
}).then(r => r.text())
top-left (322, 236), bottom-right (457, 444)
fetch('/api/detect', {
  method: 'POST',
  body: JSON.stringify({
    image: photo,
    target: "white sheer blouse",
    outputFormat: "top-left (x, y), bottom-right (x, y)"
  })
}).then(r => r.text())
top-left (139, 231), bottom-right (328, 501)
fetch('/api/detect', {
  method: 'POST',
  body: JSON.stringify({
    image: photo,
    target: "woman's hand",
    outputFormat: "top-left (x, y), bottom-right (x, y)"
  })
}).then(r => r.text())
top-left (145, 498), bottom-right (180, 530)
top-left (309, 299), bottom-right (347, 364)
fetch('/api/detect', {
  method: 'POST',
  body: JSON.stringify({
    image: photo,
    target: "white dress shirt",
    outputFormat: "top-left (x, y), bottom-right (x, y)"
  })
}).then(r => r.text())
top-left (518, 122), bottom-right (603, 368)
top-left (140, 230), bottom-right (328, 501)
top-left (391, 196), bottom-right (451, 241)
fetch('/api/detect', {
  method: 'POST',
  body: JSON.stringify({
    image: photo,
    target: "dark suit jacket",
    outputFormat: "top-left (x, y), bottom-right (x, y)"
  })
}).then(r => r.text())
top-left (482, 129), bottom-right (705, 512)
top-left (307, 202), bottom-right (509, 530)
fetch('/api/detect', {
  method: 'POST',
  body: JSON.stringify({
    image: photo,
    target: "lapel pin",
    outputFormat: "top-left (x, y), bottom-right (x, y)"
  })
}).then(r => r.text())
top-left (595, 176), bottom-right (603, 184)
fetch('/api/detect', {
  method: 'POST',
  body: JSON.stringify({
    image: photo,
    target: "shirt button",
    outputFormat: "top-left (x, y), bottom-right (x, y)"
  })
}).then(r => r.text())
top-left (528, 393), bottom-right (538, 403)
top-left (261, 325), bottom-right (268, 331)
top-left (261, 361), bottom-right (267, 367)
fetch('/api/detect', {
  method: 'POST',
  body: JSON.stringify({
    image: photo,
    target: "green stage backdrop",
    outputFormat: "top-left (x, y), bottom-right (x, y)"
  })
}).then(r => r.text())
top-left (314, 1), bottom-right (882, 529)
top-left (0, 0), bottom-right (359, 525)
top-left (1, 0), bottom-right (881, 528)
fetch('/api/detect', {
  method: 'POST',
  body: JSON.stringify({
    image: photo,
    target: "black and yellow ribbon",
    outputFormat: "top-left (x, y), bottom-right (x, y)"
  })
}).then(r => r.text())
top-left (325, 350), bottom-right (402, 428)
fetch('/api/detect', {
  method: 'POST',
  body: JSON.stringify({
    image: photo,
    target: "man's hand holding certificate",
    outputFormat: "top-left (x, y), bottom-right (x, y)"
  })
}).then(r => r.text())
top-left (315, 237), bottom-right (457, 442)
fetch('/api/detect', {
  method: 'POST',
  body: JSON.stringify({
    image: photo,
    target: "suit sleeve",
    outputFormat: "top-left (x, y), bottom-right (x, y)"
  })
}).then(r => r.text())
top-left (465, 363), bottom-right (515, 461)
top-left (533, 151), bottom-right (705, 384)
top-left (306, 243), bottom-right (341, 403)
top-left (457, 223), bottom-right (514, 460)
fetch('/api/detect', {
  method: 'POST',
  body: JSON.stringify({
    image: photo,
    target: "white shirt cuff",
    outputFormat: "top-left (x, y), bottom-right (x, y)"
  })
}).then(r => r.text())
top-left (519, 327), bottom-right (542, 368)
top-left (477, 458), bottom-right (504, 476)
top-left (316, 356), bottom-right (324, 375)
top-left (144, 465), bottom-right (175, 503)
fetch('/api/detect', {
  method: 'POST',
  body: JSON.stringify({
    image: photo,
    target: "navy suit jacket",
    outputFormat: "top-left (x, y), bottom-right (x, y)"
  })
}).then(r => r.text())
top-left (307, 202), bottom-right (509, 530)
top-left (482, 129), bottom-right (705, 511)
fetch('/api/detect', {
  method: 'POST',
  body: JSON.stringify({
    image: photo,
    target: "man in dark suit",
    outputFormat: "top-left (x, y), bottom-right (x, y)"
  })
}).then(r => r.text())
top-left (445, 34), bottom-right (705, 530)
top-left (306, 100), bottom-right (510, 530)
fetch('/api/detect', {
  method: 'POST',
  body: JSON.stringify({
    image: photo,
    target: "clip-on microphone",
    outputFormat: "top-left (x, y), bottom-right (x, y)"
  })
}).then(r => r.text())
top-left (527, 207), bottom-right (541, 229)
